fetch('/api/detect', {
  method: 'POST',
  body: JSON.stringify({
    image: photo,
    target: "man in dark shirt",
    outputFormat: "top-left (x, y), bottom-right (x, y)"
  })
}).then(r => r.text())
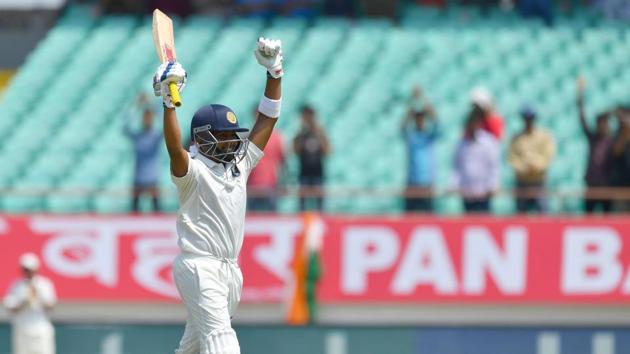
top-left (611, 106), bottom-right (630, 212)
top-left (293, 105), bottom-right (331, 211)
top-left (577, 78), bottom-right (614, 213)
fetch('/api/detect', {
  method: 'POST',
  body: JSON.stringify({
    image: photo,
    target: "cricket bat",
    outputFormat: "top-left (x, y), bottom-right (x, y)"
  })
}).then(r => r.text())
top-left (152, 9), bottom-right (182, 107)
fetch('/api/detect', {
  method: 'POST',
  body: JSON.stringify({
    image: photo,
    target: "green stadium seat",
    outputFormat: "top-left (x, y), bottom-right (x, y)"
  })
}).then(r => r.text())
top-left (90, 164), bottom-right (134, 213)
top-left (92, 194), bottom-right (129, 214)
top-left (1, 9), bottom-right (627, 215)
top-left (1, 195), bottom-right (44, 213)
top-left (435, 195), bottom-right (463, 215)
top-left (45, 194), bottom-right (90, 213)
top-left (492, 195), bottom-right (516, 215)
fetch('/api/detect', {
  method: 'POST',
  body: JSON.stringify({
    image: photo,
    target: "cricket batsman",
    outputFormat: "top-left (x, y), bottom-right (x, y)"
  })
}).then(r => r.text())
top-left (152, 37), bottom-right (283, 354)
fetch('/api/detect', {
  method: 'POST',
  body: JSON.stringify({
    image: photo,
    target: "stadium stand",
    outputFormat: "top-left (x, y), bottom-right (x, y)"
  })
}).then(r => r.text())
top-left (0, 5), bottom-right (629, 214)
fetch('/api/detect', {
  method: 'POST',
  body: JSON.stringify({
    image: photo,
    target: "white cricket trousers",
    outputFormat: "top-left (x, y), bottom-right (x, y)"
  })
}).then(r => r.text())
top-left (173, 253), bottom-right (243, 354)
top-left (12, 324), bottom-right (55, 354)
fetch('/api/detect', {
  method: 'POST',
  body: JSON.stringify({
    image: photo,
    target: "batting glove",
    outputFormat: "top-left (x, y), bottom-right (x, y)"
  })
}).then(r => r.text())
top-left (254, 37), bottom-right (283, 79)
top-left (153, 61), bottom-right (187, 108)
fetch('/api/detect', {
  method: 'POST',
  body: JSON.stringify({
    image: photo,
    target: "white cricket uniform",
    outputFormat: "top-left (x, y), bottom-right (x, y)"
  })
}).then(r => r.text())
top-left (172, 142), bottom-right (263, 354)
top-left (3, 276), bottom-right (56, 354)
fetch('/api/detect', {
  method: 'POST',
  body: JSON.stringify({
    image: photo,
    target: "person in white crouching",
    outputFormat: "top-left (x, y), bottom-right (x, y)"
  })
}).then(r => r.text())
top-left (3, 253), bottom-right (57, 354)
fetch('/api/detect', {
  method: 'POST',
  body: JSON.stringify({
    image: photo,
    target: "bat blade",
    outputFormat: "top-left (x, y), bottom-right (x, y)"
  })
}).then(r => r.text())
top-left (152, 9), bottom-right (177, 62)
top-left (152, 9), bottom-right (182, 107)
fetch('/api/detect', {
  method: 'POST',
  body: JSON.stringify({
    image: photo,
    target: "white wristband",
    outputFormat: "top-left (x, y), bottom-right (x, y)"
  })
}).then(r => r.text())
top-left (258, 96), bottom-right (282, 118)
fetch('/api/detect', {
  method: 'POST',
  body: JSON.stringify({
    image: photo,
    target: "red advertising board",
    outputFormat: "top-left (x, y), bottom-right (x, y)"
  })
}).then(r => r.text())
top-left (1, 215), bottom-right (630, 304)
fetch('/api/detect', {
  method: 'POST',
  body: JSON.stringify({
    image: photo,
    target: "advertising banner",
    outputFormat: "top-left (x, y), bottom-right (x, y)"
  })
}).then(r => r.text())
top-left (1, 215), bottom-right (630, 303)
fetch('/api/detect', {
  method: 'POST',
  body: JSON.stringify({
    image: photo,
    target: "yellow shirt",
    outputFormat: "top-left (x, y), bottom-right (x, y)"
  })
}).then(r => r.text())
top-left (508, 127), bottom-right (555, 183)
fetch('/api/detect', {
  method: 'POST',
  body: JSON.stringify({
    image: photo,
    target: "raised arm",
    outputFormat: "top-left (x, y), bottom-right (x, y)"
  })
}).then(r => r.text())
top-left (402, 86), bottom-right (421, 134)
top-left (249, 38), bottom-right (284, 151)
top-left (417, 86), bottom-right (437, 119)
top-left (153, 62), bottom-right (188, 177)
top-left (122, 100), bottom-right (137, 138)
top-left (401, 110), bottom-right (413, 136)
top-left (250, 76), bottom-right (281, 151)
top-left (576, 76), bottom-right (591, 137)
top-left (163, 108), bottom-right (189, 177)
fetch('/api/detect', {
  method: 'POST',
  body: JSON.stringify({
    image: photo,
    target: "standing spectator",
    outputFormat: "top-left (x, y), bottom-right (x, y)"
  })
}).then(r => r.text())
top-left (462, 0), bottom-right (497, 16)
top-left (3, 253), bottom-right (57, 354)
top-left (469, 86), bottom-right (505, 140)
top-left (293, 105), bottom-right (331, 212)
top-left (100, 0), bottom-right (145, 14)
top-left (124, 94), bottom-right (162, 213)
top-left (577, 77), bottom-right (614, 213)
top-left (401, 86), bottom-right (440, 212)
top-left (148, 0), bottom-right (193, 17)
top-left (275, 0), bottom-right (320, 17)
top-left (596, 0), bottom-right (630, 21)
top-left (359, 0), bottom-right (398, 18)
top-left (323, 0), bottom-right (357, 16)
top-left (234, 0), bottom-right (274, 17)
top-left (518, 0), bottom-right (554, 26)
top-left (248, 106), bottom-right (286, 212)
top-left (508, 106), bottom-right (555, 213)
top-left (610, 106), bottom-right (630, 212)
top-left (451, 111), bottom-right (500, 213)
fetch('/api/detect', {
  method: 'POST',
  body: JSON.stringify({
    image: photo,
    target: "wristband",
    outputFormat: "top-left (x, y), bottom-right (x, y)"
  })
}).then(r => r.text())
top-left (258, 95), bottom-right (282, 118)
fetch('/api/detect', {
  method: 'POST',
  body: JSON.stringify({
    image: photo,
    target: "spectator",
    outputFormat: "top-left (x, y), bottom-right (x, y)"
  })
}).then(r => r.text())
top-left (577, 77), bottom-right (614, 213)
top-left (610, 106), bottom-right (630, 212)
top-left (275, 0), bottom-right (321, 17)
top-left (100, 0), bottom-right (145, 14)
top-left (359, 0), bottom-right (398, 18)
top-left (508, 106), bottom-right (555, 213)
top-left (595, 0), bottom-right (630, 21)
top-left (417, 0), bottom-right (445, 6)
top-left (293, 105), bottom-right (331, 212)
top-left (248, 106), bottom-right (286, 212)
top-left (191, 0), bottom-right (233, 16)
top-left (234, 0), bottom-right (274, 17)
top-left (124, 94), bottom-right (162, 213)
top-left (401, 86), bottom-right (440, 212)
top-left (462, 0), bottom-right (497, 16)
top-left (451, 111), bottom-right (500, 213)
top-left (148, 0), bottom-right (193, 17)
top-left (469, 86), bottom-right (505, 140)
top-left (3, 253), bottom-right (57, 354)
top-left (518, 0), bottom-right (554, 26)
top-left (323, 0), bottom-right (357, 16)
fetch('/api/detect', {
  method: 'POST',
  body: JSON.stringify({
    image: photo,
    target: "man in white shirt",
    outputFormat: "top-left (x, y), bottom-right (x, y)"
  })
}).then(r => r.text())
top-left (451, 112), bottom-right (501, 213)
top-left (3, 253), bottom-right (57, 354)
top-left (152, 37), bottom-right (283, 354)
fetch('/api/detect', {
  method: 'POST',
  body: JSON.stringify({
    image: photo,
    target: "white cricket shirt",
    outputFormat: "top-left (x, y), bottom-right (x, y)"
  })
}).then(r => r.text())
top-left (172, 142), bottom-right (263, 259)
top-left (3, 275), bottom-right (56, 330)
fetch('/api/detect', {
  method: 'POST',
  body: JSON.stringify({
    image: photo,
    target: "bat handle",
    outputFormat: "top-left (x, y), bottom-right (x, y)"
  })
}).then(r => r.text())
top-left (168, 82), bottom-right (182, 107)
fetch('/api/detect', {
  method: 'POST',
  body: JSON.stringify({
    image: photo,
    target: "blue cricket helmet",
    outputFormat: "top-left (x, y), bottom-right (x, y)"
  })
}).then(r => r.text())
top-left (190, 104), bottom-right (249, 164)
top-left (190, 104), bottom-right (249, 139)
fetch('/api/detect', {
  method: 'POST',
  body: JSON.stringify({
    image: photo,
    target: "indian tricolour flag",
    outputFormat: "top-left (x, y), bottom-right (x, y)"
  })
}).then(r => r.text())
top-left (286, 212), bottom-right (324, 325)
